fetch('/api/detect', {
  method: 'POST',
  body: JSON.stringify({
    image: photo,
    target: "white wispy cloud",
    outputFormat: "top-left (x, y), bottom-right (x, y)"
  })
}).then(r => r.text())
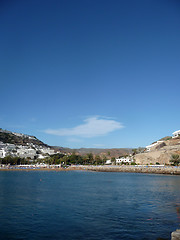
top-left (67, 138), bottom-right (83, 143)
top-left (44, 116), bottom-right (123, 138)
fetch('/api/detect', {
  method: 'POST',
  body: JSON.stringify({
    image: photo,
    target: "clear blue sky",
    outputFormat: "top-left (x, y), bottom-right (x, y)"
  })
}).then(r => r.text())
top-left (0, 0), bottom-right (180, 148)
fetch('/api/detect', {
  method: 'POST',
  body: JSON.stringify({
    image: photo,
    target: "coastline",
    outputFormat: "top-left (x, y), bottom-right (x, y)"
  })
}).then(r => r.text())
top-left (0, 165), bottom-right (180, 175)
top-left (80, 165), bottom-right (180, 175)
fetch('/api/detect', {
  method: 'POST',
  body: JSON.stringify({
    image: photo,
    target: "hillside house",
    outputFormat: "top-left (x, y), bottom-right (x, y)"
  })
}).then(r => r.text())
top-left (116, 157), bottom-right (132, 164)
top-left (40, 148), bottom-right (55, 155)
top-left (105, 159), bottom-right (112, 165)
top-left (145, 141), bottom-right (164, 152)
top-left (0, 149), bottom-right (6, 158)
top-left (17, 148), bottom-right (36, 159)
top-left (172, 130), bottom-right (180, 138)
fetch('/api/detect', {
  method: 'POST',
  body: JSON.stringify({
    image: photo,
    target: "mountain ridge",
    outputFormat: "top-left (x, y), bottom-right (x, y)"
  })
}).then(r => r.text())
top-left (0, 128), bottom-right (133, 157)
top-left (0, 128), bottom-right (49, 148)
top-left (53, 146), bottom-right (133, 158)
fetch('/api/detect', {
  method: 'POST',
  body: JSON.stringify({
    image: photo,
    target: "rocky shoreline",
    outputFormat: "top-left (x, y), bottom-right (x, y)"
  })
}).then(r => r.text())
top-left (0, 165), bottom-right (180, 175)
top-left (70, 165), bottom-right (180, 175)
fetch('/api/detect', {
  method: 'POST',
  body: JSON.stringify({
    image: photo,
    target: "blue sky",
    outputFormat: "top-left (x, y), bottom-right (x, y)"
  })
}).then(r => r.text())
top-left (0, 0), bottom-right (180, 148)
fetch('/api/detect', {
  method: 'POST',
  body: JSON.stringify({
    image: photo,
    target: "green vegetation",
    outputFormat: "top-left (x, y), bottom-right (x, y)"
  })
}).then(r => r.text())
top-left (170, 154), bottom-right (180, 166)
top-left (0, 156), bottom-right (27, 165)
top-left (44, 153), bottom-right (65, 165)
top-left (165, 137), bottom-right (172, 141)
top-left (0, 152), bottom-right (135, 167)
top-left (158, 136), bottom-right (172, 141)
top-left (132, 147), bottom-right (144, 155)
top-left (111, 157), bottom-right (116, 165)
top-left (46, 153), bottom-right (104, 166)
top-left (0, 130), bottom-right (48, 147)
top-left (131, 162), bottom-right (136, 165)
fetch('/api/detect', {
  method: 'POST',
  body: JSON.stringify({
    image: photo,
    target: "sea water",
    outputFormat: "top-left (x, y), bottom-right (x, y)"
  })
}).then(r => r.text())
top-left (0, 171), bottom-right (179, 240)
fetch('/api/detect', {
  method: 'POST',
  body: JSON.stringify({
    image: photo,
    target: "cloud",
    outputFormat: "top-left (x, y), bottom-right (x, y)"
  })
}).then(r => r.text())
top-left (44, 116), bottom-right (123, 138)
top-left (67, 138), bottom-right (83, 143)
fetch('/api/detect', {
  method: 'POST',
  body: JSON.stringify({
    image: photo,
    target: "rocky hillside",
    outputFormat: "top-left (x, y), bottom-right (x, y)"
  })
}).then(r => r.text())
top-left (135, 136), bottom-right (180, 165)
top-left (75, 148), bottom-right (132, 158)
top-left (0, 128), bottom-right (132, 157)
top-left (53, 146), bottom-right (132, 158)
top-left (0, 128), bottom-right (49, 147)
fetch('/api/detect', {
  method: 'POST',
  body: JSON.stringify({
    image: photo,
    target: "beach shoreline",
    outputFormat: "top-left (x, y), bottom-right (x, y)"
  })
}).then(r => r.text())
top-left (81, 165), bottom-right (180, 175)
top-left (0, 165), bottom-right (180, 175)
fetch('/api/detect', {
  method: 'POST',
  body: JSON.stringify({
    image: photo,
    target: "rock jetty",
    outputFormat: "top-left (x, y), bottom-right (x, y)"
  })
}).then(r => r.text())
top-left (171, 229), bottom-right (180, 240)
top-left (70, 165), bottom-right (180, 175)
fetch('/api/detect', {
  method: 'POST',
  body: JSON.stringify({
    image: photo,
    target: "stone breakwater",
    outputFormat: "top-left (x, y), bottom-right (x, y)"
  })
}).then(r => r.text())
top-left (171, 229), bottom-right (180, 240)
top-left (70, 165), bottom-right (180, 175)
top-left (0, 165), bottom-right (180, 175)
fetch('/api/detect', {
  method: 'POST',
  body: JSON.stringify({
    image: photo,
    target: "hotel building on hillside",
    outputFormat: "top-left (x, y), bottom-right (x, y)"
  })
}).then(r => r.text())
top-left (172, 130), bottom-right (180, 138)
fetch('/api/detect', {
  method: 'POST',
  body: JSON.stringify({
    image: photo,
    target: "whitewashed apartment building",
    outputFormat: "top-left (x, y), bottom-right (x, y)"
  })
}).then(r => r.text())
top-left (172, 130), bottom-right (180, 138)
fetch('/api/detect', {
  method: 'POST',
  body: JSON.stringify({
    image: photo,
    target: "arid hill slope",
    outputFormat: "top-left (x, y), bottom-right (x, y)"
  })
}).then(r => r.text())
top-left (135, 137), bottom-right (180, 165)
top-left (53, 146), bottom-right (132, 158)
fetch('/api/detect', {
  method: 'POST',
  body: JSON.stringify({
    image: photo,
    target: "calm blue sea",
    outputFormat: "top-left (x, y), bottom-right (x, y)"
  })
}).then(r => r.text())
top-left (0, 171), bottom-right (180, 240)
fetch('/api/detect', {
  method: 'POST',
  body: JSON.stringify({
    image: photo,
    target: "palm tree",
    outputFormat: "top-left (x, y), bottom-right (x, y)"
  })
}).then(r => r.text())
top-left (170, 154), bottom-right (180, 166)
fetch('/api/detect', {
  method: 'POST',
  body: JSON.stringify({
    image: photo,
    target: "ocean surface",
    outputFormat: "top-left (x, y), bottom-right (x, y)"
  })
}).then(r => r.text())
top-left (0, 171), bottom-right (180, 240)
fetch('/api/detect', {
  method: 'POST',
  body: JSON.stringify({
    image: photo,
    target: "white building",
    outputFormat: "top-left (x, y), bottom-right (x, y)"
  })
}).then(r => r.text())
top-left (17, 148), bottom-right (36, 159)
top-left (145, 141), bottom-right (163, 152)
top-left (116, 157), bottom-right (132, 164)
top-left (40, 148), bottom-right (55, 155)
top-left (105, 159), bottom-right (112, 165)
top-left (37, 154), bottom-right (47, 159)
top-left (0, 149), bottom-right (6, 158)
top-left (172, 130), bottom-right (180, 138)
